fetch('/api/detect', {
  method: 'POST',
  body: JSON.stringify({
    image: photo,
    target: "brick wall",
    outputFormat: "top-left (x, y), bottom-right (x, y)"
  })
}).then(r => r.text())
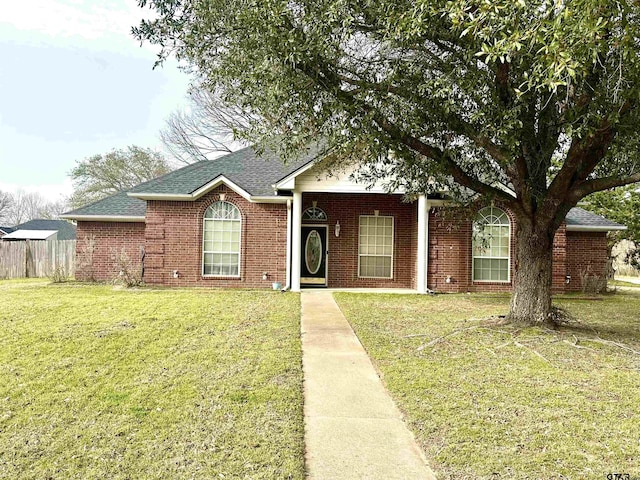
top-left (428, 207), bottom-right (475, 292)
top-left (566, 231), bottom-right (608, 292)
top-left (75, 193), bottom-right (610, 294)
top-left (303, 193), bottom-right (417, 289)
top-left (144, 186), bottom-right (288, 288)
top-left (427, 206), bottom-right (569, 293)
top-left (75, 221), bottom-right (146, 281)
top-left (552, 224), bottom-right (568, 293)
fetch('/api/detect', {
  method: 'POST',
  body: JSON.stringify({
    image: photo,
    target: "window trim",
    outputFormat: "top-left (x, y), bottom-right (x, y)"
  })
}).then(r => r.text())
top-left (202, 201), bottom-right (242, 278)
top-left (302, 206), bottom-right (328, 222)
top-left (357, 215), bottom-right (394, 279)
top-left (472, 207), bottom-right (511, 283)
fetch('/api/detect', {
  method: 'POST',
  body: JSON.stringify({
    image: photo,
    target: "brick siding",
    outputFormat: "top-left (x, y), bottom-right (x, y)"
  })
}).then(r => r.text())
top-left (143, 186), bottom-right (288, 288)
top-left (427, 206), bottom-right (569, 293)
top-left (75, 221), bottom-right (146, 282)
top-left (75, 192), bottom-right (610, 293)
top-left (302, 193), bottom-right (417, 289)
top-left (566, 231), bottom-right (609, 292)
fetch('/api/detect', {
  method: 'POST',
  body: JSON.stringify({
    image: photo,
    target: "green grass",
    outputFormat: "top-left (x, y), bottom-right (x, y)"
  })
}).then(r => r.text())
top-left (335, 291), bottom-right (640, 479)
top-left (0, 281), bottom-right (304, 479)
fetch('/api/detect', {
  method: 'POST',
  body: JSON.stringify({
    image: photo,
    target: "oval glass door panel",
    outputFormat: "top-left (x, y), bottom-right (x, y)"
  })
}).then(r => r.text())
top-left (305, 230), bottom-right (322, 274)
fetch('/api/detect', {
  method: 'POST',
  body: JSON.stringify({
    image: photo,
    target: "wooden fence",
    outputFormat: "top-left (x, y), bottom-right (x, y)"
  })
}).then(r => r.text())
top-left (0, 240), bottom-right (76, 279)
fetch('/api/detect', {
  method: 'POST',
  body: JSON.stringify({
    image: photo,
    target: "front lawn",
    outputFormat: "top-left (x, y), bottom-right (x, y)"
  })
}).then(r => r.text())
top-left (0, 281), bottom-right (304, 479)
top-left (335, 291), bottom-right (640, 479)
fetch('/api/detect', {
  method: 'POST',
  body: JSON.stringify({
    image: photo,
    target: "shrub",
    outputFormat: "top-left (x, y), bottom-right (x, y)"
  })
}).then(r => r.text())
top-left (580, 266), bottom-right (607, 295)
top-left (111, 248), bottom-right (143, 288)
top-left (48, 265), bottom-right (70, 283)
top-left (78, 235), bottom-right (97, 282)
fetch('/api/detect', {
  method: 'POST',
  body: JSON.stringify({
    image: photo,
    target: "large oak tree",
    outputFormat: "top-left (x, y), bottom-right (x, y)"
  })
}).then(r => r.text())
top-left (135, 0), bottom-right (640, 324)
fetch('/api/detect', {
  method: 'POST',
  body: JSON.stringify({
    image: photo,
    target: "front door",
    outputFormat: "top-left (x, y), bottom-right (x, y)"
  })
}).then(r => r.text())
top-left (300, 225), bottom-right (328, 287)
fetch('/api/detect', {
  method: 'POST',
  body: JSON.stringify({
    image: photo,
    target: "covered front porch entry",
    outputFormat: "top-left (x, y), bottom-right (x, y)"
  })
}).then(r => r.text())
top-left (287, 192), bottom-right (433, 293)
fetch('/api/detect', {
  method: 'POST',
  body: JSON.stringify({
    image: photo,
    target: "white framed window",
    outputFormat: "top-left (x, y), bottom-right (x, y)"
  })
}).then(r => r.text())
top-left (203, 201), bottom-right (241, 277)
top-left (358, 215), bottom-right (393, 278)
top-left (472, 207), bottom-right (510, 282)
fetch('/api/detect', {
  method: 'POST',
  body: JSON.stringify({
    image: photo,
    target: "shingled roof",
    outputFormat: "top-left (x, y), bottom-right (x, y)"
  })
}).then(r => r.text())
top-left (565, 207), bottom-right (626, 231)
top-left (61, 191), bottom-right (147, 219)
top-left (60, 146), bottom-right (626, 233)
top-left (128, 145), bottom-right (321, 197)
top-left (61, 145), bottom-right (323, 220)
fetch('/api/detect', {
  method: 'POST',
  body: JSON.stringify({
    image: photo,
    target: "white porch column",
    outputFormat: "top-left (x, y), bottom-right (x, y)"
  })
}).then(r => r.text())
top-left (417, 195), bottom-right (429, 293)
top-left (285, 199), bottom-right (292, 289)
top-left (291, 190), bottom-right (302, 292)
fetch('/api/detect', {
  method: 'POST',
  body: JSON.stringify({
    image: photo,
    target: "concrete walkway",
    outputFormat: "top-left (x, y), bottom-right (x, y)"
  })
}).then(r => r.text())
top-left (301, 290), bottom-right (436, 480)
top-left (617, 276), bottom-right (640, 285)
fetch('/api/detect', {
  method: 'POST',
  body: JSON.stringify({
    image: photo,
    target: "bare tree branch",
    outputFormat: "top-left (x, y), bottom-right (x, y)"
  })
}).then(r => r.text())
top-left (161, 88), bottom-right (251, 164)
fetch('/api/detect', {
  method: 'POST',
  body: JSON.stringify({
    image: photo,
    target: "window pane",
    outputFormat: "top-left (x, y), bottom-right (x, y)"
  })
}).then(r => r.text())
top-left (203, 202), bottom-right (241, 276)
top-left (499, 266), bottom-right (509, 281)
top-left (359, 256), bottom-right (373, 277)
top-left (358, 216), bottom-right (393, 278)
top-left (472, 207), bottom-right (510, 282)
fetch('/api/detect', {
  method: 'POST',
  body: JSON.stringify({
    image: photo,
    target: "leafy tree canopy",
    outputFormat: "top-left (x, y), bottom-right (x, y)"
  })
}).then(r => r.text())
top-left (135, 0), bottom-right (640, 218)
top-left (583, 185), bottom-right (640, 267)
top-left (69, 146), bottom-right (171, 208)
top-left (135, 0), bottom-right (640, 324)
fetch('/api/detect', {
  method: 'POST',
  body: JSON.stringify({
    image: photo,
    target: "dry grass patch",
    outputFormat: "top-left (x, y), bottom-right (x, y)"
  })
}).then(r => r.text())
top-left (0, 281), bottom-right (304, 479)
top-left (335, 291), bottom-right (640, 479)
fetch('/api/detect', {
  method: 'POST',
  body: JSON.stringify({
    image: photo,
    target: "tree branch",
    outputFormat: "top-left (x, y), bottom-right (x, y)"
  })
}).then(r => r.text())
top-left (569, 173), bottom-right (640, 201)
top-left (335, 73), bottom-right (512, 165)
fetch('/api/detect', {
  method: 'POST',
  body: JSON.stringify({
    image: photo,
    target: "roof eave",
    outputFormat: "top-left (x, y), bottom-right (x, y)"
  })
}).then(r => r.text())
top-left (128, 175), bottom-right (254, 202)
top-left (566, 225), bottom-right (627, 232)
top-left (59, 215), bottom-right (145, 222)
top-left (128, 175), bottom-right (289, 204)
top-left (248, 196), bottom-right (289, 203)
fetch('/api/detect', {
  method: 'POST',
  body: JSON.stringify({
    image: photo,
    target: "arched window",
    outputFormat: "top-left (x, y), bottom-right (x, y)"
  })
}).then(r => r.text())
top-left (472, 207), bottom-right (510, 282)
top-left (302, 206), bottom-right (328, 221)
top-left (203, 201), bottom-right (241, 277)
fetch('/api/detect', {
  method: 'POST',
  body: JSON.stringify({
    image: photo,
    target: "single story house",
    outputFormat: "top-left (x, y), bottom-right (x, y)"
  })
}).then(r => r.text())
top-left (2, 219), bottom-right (77, 241)
top-left (60, 146), bottom-right (625, 293)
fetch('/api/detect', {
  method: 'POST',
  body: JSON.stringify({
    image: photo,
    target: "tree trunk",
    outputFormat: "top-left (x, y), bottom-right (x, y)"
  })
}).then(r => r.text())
top-left (509, 218), bottom-right (555, 325)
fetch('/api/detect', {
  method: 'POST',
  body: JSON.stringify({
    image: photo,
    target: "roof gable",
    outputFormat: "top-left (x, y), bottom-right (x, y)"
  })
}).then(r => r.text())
top-left (128, 145), bottom-right (323, 199)
top-left (61, 145), bottom-right (325, 219)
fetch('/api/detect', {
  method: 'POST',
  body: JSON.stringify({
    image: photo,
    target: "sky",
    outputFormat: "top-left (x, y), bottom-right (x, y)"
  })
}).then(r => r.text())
top-left (0, 0), bottom-right (191, 202)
